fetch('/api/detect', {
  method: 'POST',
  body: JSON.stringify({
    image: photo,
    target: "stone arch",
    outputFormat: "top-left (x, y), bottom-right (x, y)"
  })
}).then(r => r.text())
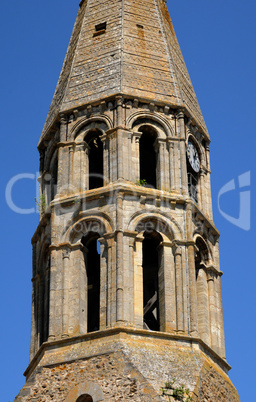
top-left (65, 381), bottom-right (104, 402)
top-left (128, 111), bottom-right (174, 138)
top-left (41, 140), bottom-right (58, 204)
top-left (128, 211), bottom-right (182, 242)
top-left (73, 118), bottom-right (110, 190)
top-left (47, 148), bottom-right (58, 201)
top-left (73, 116), bottom-right (112, 142)
top-left (130, 114), bottom-right (174, 191)
top-left (37, 236), bottom-right (51, 269)
top-left (44, 138), bottom-right (58, 171)
top-left (65, 214), bottom-right (113, 245)
top-left (194, 234), bottom-right (212, 265)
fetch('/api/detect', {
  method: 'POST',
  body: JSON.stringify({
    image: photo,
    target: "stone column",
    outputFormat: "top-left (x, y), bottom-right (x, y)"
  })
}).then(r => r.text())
top-left (104, 235), bottom-right (115, 327)
top-left (59, 113), bottom-right (67, 142)
top-left (57, 115), bottom-right (67, 194)
top-left (44, 263), bottom-right (50, 342)
top-left (128, 234), bottom-right (137, 325)
top-left (196, 266), bottom-right (210, 345)
top-left (177, 111), bottom-right (188, 196)
top-left (73, 141), bottom-right (87, 192)
top-left (100, 134), bottom-right (109, 186)
top-left (116, 192), bottom-right (124, 323)
top-left (62, 248), bottom-right (70, 338)
top-left (29, 277), bottom-right (37, 359)
top-left (99, 238), bottom-right (108, 330)
top-left (205, 145), bottom-right (213, 220)
top-left (199, 169), bottom-right (205, 212)
top-left (116, 96), bottom-right (124, 179)
top-left (167, 140), bottom-right (176, 192)
top-left (187, 243), bottom-right (198, 336)
top-left (186, 203), bottom-right (198, 335)
top-left (133, 237), bottom-right (144, 329)
top-left (173, 141), bottom-right (181, 192)
top-left (216, 274), bottom-right (226, 359)
top-left (106, 129), bottom-right (117, 183)
top-left (57, 144), bottom-right (71, 195)
top-left (132, 131), bottom-right (142, 183)
top-left (48, 248), bottom-right (62, 341)
top-left (159, 242), bottom-right (176, 332)
top-left (68, 245), bottom-right (87, 336)
top-left (174, 246), bottom-right (184, 333)
top-left (122, 130), bottom-right (133, 182)
top-left (155, 138), bottom-right (169, 191)
top-left (208, 272), bottom-right (218, 351)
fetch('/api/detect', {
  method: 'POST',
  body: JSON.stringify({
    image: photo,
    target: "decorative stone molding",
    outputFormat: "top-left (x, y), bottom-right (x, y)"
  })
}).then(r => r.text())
top-left (65, 381), bottom-right (104, 402)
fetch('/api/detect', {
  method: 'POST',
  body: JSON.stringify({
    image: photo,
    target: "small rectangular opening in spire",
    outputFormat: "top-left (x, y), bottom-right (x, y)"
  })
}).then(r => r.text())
top-left (93, 22), bottom-right (107, 37)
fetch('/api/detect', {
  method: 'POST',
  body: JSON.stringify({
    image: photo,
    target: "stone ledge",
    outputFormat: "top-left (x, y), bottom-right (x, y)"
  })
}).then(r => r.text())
top-left (24, 326), bottom-right (231, 380)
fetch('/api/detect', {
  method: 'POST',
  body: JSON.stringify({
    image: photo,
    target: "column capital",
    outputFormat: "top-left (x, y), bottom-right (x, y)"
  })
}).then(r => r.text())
top-left (132, 131), bottom-right (143, 143)
top-left (116, 95), bottom-right (123, 106)
top-left (59, 113), bottom-right (67, 125)
top-left (74, 141), bottom-right (88, 152)
top-left (174, 246), bottom-right (182, 256)
top-left (176, 110), bottom-right (185, 120)
top-left (167, 139), bottom-right (174, 149)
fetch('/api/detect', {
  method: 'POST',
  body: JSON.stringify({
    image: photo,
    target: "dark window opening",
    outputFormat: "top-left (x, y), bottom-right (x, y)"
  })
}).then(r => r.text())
top-left (93, 22), bottom-right (107, 36)
top-left (142, 230), bottom-right (161, 331)
top-left (139, 126), bottom-right (157, 188)
top-left (76, 395), bottom-right (93, 402)
top-left (51, 157), bottom-right (58, 201)
top-left (195, 248), bottom-right (201, 280)
top-left (82, 233), bottom-right (100, 333)
top-left (195, 238), bottom-right (208, 279)
top-left (86, 130), bottom-right (104, 190)
top-left (136, 24), bottom-right (144, 29)
top-left (39, 254), bottom-right (50, 346)
top-left (187, 172), bottom-right (198, 203)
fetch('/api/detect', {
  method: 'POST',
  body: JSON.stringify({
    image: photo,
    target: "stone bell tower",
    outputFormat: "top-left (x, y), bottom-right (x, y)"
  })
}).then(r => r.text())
top-left (16, 0), bottom-right (239, 400)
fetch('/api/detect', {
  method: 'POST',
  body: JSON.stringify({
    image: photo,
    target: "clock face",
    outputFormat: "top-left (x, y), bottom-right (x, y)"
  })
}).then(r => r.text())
top-left (187, 141), bottom-right (200, 172)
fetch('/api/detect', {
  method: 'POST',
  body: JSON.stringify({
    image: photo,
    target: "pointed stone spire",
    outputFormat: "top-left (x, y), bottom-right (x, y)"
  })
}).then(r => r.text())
top-left (40, 0), bottom-right (208, 143)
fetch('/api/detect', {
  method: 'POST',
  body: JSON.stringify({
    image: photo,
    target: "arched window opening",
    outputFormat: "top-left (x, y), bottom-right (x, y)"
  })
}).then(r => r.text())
top-left (82, 233), bottom-right (100, 333)
top-left (85, 130), bottom-right (103, 190)
top-left (186, 139), bottom-right (200, 203)
top-left (195, 237), bottom-right (210, 344)
top-left (51, 156), bottom-right (58, 201)
top-left (39, 252), bottom-right (50, 346)
top-left (139, 126), bottom-right (157, 188)
top-left (142, 230), bottom-right (162, 331)
top-left (195, 238), bottom-right (208, 279)
top-left (76, 395), bottom-right (93, 402)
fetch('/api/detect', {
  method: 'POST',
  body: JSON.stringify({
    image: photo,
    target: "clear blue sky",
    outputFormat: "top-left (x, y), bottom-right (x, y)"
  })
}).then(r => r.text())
top-left (0, 0), bottom-right (255, 400)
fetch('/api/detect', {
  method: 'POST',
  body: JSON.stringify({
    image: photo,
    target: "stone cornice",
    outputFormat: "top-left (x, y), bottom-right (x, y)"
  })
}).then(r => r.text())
top-left (38, 94), bottom-right (209, 149)
top-left (24, 326), bottom-right (231, 380)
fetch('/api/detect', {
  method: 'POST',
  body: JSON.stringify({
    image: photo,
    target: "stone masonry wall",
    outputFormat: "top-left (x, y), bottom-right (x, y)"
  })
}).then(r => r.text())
top-left (15, 335), bottom-right (239, 401)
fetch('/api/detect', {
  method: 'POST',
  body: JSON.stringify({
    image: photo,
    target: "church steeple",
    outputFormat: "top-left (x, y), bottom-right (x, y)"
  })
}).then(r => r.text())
top-left (16, 1), bottom-right (239, 401)
top-left (40, 0), bottom-right (208, 145)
